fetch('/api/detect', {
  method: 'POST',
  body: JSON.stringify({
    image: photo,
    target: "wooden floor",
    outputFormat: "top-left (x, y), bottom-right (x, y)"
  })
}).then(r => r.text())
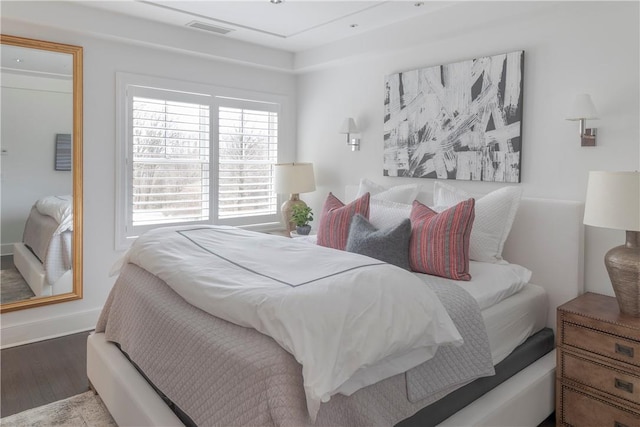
top-left (0, 331), bottom-right (91, 417)
top-left (1, 255), bottom-right (13, 269)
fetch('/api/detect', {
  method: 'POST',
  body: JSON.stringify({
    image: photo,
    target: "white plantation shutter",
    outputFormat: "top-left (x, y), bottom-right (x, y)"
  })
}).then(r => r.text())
top-left (217, 100), bottom-right (278, 222)
top-left (123, 84), bottom-right (280, 236)
top-left (130, 89), bottom-right (211, 228)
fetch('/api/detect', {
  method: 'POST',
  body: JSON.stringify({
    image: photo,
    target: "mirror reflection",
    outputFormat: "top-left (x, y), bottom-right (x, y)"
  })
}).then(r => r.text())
top-left (0, 35), bottom-right (82, 311)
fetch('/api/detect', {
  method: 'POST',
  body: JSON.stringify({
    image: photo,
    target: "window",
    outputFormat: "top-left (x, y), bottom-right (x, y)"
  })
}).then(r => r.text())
top-left (116, 74), bottom-right (284, 247)
top-left (131, 92), bottom-right (211, 228)
top-left (218, 102), bottom-right (278, 221)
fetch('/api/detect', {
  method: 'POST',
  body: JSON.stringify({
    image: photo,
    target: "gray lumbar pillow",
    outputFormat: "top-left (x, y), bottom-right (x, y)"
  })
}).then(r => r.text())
top-left (346, 214), bottom-right (411, 270)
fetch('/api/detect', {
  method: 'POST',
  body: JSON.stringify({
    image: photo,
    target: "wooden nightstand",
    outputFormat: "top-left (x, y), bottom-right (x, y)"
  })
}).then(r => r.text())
top-left (556, 292), bottom-right (640, 427)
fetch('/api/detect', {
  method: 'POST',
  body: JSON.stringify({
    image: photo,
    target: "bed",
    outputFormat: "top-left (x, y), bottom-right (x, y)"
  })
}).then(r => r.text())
top-left (88, 185), bottom-right (584, 426)
top-left (13, 195), bottom-right (73, 297)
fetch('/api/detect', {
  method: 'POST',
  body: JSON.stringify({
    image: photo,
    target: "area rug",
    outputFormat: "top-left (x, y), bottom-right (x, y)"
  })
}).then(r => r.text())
top-left (0, 266), bottom-right (35, 304)
top-left (0, 391), bottom-right (117, 426)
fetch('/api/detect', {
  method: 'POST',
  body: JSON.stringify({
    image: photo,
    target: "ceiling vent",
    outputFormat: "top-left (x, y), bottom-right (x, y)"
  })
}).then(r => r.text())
top-left (186, 21), bottom-right (234, 35)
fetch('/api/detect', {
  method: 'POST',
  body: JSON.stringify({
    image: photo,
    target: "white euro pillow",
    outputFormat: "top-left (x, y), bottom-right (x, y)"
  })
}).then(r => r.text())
top-left (433, 181), bottom-right (523, 264)
top-left (368, 199), bottom-right (412, 230)
top-left (356, 178), bottom-right (420, 204)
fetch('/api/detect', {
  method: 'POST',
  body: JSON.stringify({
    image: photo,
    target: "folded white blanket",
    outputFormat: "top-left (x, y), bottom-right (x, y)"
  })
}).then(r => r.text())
top-left (123, 225), bottom-right (463, 420)
top-left (35, 195), bottom-right (73, 235)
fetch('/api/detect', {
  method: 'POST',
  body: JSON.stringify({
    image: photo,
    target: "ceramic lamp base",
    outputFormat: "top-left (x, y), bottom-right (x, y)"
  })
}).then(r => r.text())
top-left (605, 231), bottom-right (640, 317)
top-left (281, 194), bottom-right (306, 234)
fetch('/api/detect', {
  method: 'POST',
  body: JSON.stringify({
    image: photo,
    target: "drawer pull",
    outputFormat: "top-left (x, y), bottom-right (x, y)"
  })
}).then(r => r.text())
top-left (614, 422), bottom-right (629, 427)
top-left (615, 343), bottom-right (634, 358)
top-left (614, 378), bottom-right (634, 394)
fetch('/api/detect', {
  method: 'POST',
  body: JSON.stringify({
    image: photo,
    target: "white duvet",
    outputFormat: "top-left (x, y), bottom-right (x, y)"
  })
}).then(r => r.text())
top-left (35, 195), bottom-right (73, 234)
top-left (122, 225), bottom-right (463, 420)
top-left (297, 235), bottom-right (532, 311)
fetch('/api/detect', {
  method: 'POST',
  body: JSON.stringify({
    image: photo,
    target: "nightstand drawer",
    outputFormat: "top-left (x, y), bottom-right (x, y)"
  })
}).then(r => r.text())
top-left (563, 322), bottom-right (640, 367)
top-left (562, 351), bottom-right (640, 404)
top-left (559, 383), bottom-right (640, 427)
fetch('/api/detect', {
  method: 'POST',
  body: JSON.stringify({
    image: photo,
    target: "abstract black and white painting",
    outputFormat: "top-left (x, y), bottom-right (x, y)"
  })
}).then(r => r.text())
top-left (383, 51), bottom-right (524, 182)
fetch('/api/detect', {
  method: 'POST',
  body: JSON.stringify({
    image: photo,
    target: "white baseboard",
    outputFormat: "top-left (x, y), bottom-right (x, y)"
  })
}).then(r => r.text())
top-left (0, 307), bottom-right (101, 349)
top-left (1, 243), bottom-right (16, 256)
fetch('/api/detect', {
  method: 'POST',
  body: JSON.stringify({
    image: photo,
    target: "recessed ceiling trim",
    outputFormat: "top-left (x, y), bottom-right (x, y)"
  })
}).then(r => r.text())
top-left (1, 67), bottom-right (72, 80)
top-left (138, 0), bottom-right (287, 38)
top-left (138, 0), bottom-right (389, 40)
top-left (286, 2), bottom-right (386, 38)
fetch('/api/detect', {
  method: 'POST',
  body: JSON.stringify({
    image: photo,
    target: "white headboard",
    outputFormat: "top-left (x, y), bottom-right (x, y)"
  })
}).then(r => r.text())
top-left (345, 185), bottom-right (584, 330)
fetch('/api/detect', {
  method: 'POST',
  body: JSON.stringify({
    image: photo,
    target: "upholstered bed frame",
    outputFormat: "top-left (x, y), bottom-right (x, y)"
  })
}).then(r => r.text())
top-left (87, 190), bottom-right (584, 426)
top-left (13, 242), bottom-right (73, 297)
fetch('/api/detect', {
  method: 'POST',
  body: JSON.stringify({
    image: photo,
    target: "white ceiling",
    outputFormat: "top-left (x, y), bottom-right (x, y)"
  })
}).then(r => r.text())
top-left (76, 1), bottom-right (455, 52)
top-left (1, 44), bottom-right (73, 78)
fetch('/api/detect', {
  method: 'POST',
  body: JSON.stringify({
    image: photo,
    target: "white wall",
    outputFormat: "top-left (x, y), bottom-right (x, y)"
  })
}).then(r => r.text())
top-left (1, 74), bottom-right (73, 252)
top-left (296, 2), bottom-right (640, 296)
top-left (1, 1), bottom-right (637, 346)
top-left (0, 10), bottom-right (297, 347)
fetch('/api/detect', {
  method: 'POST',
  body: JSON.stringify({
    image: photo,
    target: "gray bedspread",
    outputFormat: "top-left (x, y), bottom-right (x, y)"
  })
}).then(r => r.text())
top-left (407, 281), bottom-right (494, 402)
top-left (97, 263), bottom-right (493, 426)
top-left (23, 206), bottom-right (58, 263)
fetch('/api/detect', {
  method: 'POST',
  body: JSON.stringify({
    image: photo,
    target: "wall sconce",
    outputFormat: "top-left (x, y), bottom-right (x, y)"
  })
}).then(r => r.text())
top-left (566, 94), bottom-right (598, 147)
top-left (340, 118), bottom-right (360, 151)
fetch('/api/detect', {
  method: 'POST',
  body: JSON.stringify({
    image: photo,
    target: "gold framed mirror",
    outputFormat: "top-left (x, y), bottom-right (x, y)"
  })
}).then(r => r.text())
top-left (0, 35), bottom-right (82, 313)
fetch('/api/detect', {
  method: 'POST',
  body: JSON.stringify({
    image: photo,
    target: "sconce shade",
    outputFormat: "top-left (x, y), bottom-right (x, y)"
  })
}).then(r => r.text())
top-left (274, 163), bottom-right (316, 195)
top-left (584, 171), bottom-right (640, 231)
top-left (566, 94), bottom-right (599, 120)
top-left (339, 118), bottom-right (359, 134)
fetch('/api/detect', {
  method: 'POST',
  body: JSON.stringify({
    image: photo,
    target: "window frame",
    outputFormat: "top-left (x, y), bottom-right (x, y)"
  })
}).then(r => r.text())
top-left (214, 96), bottom-right (281, 228)
top-left (115, 72), bottom-right (286, 250)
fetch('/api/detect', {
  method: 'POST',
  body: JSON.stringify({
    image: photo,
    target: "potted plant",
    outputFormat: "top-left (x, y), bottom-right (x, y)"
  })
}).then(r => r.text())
top-left (291, 205), bottom-right (313, 235)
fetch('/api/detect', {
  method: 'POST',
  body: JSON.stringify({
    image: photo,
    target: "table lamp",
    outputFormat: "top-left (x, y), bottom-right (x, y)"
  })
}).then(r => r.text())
top-left (274, 163), bottom-right (316, 233)
top-left (584, 171), bottom-right (640, 316)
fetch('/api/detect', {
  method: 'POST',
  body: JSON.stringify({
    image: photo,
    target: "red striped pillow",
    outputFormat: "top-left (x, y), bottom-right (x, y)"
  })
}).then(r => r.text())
top-left (317, 192), bottom-right (370, 250)
top-left (409, 199), bottom-right (475, 281)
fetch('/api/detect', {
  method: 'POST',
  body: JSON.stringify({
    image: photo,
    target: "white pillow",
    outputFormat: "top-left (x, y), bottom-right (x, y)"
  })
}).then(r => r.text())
top-left (369, 199), bottom-right (412, 230)
top-left (356, 178), bottom-right (420, 204)
top-left (433, 181), bottom-right (523, 264)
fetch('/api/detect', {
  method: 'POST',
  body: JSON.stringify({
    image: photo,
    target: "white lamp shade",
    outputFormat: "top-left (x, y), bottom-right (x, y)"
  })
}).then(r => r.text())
top-left (274, 163), bottom-right (316, 195)
top-left (566, 94), bottom-right (599, 121)
top-left (584, 171), bottom-right (640, 231)
top-left (339, 118), bottom-right (359, 134)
